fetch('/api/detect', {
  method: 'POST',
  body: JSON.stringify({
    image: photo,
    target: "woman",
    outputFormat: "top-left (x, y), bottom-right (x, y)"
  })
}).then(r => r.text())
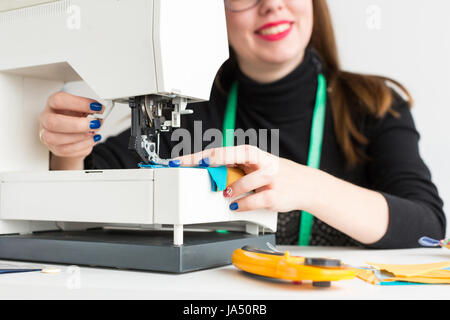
top-left (38, 0), bottom-right (446, 248)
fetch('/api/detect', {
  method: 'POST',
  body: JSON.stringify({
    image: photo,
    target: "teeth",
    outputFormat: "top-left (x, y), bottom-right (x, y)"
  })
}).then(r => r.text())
top-left (259, 23), bottom-right (291, 36)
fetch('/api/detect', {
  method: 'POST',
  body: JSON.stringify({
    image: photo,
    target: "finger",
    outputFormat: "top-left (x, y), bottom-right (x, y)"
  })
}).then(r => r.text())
top-left (48, 92), bottom-right (104, 115)
top-left (176, 145), bottom-right (262, 167)
top-left (54, 109), bottom-right (88, 117)
top-left (223, 169), bottom-right (272, 199)
top-left (39, 127), bottom-right (46, 145)
top-left (49, 136), bottom-right (100, 158)
top-left (229, 190), bottom-right (275, 212)
top-left (41, 112), bottom-right (103, 133)
top-left (70, 146), bottom-right (97, 159)
top-left (55, 146), bottom-right (96, 160)
top-left (41, 129), bottom-right (98, 146)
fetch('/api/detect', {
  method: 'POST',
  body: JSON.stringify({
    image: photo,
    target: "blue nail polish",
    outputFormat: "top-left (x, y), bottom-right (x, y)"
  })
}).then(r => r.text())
top-left (198, 157), bottom-right (210, 168)
top-left (90, 102), bottom-right (103, 112)
top-left (90, 120), bottom-right (101, 129)
top-left (230, 202), bottom-right (239, 211)
top-left (93, 134), bottom-right (102, 143)
top-left (169, 160), bottom-right (181, 168)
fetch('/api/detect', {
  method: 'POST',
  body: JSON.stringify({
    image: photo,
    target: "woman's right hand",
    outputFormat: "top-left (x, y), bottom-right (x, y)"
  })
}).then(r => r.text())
top-left (39, 92), bottom-right (104, 170)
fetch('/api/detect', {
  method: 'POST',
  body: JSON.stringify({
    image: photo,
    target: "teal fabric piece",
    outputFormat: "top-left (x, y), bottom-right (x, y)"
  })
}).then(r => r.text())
top-left (379, 281), bottom-right (427, 286)
top-left (206, 166), bottom-right (228, 192)
top-left (138, 164), bottom-right (228, 192)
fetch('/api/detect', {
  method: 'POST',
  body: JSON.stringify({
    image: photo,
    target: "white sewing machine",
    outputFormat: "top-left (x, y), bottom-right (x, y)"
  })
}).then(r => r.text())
top-left (0, 0), bottom-right (277, 273)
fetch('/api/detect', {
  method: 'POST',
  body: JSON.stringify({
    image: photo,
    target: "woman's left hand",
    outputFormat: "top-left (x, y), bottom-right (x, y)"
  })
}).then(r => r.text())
top-left (175, 145), bottom-right (318, 213)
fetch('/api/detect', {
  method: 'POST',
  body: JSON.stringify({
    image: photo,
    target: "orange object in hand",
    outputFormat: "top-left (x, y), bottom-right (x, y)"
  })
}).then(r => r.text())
top-left (226, 167), bottom-right (245, 186)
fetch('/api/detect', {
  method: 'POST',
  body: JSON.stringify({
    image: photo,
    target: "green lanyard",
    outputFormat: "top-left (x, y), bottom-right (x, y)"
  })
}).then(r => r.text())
top-left (223, 74), bottom-right (327, 246)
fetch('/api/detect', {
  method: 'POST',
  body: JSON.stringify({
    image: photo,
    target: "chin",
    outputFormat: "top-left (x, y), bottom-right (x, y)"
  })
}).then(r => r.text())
top-left (257, 47), bottom-right (304, 65)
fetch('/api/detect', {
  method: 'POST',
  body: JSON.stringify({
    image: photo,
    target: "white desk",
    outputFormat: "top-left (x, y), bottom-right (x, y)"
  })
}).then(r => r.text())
top-left (0, 246), bottom-right (448, 300)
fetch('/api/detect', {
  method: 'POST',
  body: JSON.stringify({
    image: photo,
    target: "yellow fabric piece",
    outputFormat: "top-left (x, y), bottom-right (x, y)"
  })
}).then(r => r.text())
top-left (366, 261), bottom-right (450, 277)
top-left (356, 269), bottom-right (379, 285)
top-left (226, 167), bottom-right (245, 186)
top-left (386, 276), bottom-right (450, 284)
top-left (410, 269), bottom-right (450, 278)
top-left (357, 269), bottom-right (450, 285)
top-left (357, 261), bottom-right (450, 285)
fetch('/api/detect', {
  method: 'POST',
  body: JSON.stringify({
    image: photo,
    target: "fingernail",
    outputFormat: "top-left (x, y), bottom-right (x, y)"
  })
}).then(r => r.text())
top-left (93, 134), bottom-right (102, 143)
top-left (223, 187), bottom-right (232, 198)
top-left (169, 160), bottom-right (181, 168)
top-left (90, 120), bottom-right (101, 129)
top-left (230, 202), bottom-right (239, 211)
top-left (90, 102), bottom-right (103, 112)
top-left (198, 157), bottom-right (210, 168)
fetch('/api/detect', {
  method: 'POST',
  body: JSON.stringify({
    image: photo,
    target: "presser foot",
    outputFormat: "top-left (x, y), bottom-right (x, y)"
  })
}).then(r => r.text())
top-left (138, 157), bottom-right (171, 168)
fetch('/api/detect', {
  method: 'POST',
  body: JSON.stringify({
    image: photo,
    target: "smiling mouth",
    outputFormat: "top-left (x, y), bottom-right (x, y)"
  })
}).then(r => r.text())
top-left (255, 22), bottom-right (294, 36)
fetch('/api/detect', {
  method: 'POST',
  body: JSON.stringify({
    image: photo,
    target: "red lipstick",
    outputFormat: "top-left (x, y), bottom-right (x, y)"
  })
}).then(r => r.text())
top-left (255, 20), bottom-right (294, 42)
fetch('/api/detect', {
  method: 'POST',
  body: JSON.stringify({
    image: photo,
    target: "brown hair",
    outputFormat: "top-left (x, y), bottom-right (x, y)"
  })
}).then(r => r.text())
top-left (311, 0), bottom-right (412, 166)
top-left (217, 0), bottom-right (413, 167)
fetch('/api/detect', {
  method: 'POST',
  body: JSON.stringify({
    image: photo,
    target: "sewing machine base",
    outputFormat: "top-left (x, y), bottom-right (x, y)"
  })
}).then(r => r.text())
top-left (0, 229), bottom-right (275, 273)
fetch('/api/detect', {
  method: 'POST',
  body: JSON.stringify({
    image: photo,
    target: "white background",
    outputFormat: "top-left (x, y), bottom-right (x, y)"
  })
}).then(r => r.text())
top-left (327, 0), bottom-right (450, 234)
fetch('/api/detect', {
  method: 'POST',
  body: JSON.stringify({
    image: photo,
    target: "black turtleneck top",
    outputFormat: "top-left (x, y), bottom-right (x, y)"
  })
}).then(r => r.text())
top-left (85, 48), bottom-right (446, 249)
